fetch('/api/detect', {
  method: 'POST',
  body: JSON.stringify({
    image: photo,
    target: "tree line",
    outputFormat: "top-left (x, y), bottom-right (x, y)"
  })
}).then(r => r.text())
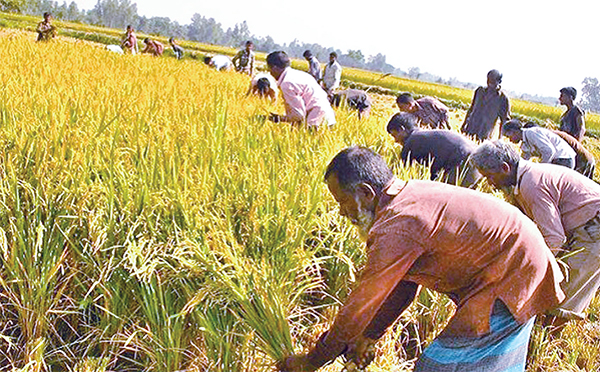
top-left (1, 0), bottom-right (599, 112)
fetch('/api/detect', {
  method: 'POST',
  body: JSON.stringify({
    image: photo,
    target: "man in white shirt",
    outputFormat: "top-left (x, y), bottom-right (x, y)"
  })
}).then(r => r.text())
top-left (322, 52), bottom-right (342, 95)
top-left (303, 50), bottom-right (321, 82)
top-left (204, 55), bottom-right (233, 71)
top-left (503, 120), bottom-right (576, 169)
top-left (266, 51), bottom-right (336, 128)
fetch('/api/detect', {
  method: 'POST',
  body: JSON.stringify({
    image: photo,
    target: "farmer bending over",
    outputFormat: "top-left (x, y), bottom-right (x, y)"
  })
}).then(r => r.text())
top-left (279, 146), bottom-right (563, 372)
top-left (142, 38), bottom-right (164, 57)
top-left (387, 113), bottom-right (480, 187)
top-left (247, 72), bottom-right (278, 102)
top-left (472, 141), bottom-right (600, 334)
top-left (396, 92), bottom-right (450, 129)
top-left (266, 51), bottom-right (335, 128)
top-left (502, 119), bottom-right (575, 169)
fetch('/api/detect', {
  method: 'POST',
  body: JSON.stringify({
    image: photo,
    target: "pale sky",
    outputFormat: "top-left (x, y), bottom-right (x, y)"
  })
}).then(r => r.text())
top-left (74, 0), bottom-right (599, 99)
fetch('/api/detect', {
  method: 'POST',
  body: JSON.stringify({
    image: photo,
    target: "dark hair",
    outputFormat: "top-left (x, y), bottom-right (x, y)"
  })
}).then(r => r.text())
top-left (203, 56), bottom-right (212, 64)
top-left (560, 87), bottom-right (577, 100)
top-left (330, 52), bottom-right (337, 58)
top-left (266, 51), bottom-right (290, 69)
top-left (502, 119), bottom-right (523, 133)
top-left (169, 37), bottom-right (175, 43)
top-left (396, 93), bottom-right (415, 105)
top-left (43, 12), bottom-right (52, 18)
top-left (386, 113), bottom-right (418, 133)
top-left (324, 146), bottom-right (394, 194)
top-left (245, 40), bottom-right (253, 46)
top-left (487, 69), bottom-right (502, 83)
top-left (143, 37), bottom-right (150, 43)
top-left (523, 121), bottom-right (538, 128)
top-left (303, 50), bottom-right (312, 58)
top-left (256, 78), bottom-right (270, 94)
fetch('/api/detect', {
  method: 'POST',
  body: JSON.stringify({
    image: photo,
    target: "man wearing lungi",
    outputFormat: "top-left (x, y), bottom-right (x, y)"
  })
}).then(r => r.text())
top-left (278, 146), bottom-right (564, 372)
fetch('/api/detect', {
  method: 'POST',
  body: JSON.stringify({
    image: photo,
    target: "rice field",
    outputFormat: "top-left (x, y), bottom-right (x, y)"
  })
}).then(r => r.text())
top-left (1, 29), bottom-right (600, 372)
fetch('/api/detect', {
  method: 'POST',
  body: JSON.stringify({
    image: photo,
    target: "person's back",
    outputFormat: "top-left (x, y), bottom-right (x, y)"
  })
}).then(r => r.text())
top-left (331, 89), bottom-right (371, 119)
top-left (414, 96), bottom-right (449, 129)
top-left (278, 67), bottom-right (336, 127)
top-left (521, 126), bottom-right (575, 165)
top-left (402, 129), bottom-right (477, 185)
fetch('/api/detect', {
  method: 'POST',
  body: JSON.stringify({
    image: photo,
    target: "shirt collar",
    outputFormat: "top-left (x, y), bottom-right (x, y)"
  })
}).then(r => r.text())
top-left (277, 67), bottom-right (290, 85)
top-left (376, 177), bottom-right (407, 213)
top-left (513, 160), bottom-right (530, 196)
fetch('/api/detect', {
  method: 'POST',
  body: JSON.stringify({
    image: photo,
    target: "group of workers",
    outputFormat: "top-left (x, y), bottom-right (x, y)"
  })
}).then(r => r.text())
top-left (32, 16), bottom-right (600, 371)
top-left (276, 67), bottom-right (600, 372)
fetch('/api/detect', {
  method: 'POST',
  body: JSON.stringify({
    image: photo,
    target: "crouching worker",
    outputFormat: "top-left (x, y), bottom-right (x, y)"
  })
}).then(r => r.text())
top-left (266, 51), bottom-right (335, 129)
top-left (36, 12), bottom-right (57, 42)
top-left (247, 73), bottom-right (278, 102)
top-left (278, 146), bottom-right (564, 372)
top-left (330, 89), bottom-right (371, 120)
top-left (471, 141), bottom-right (600, 334)
top-left (387, 113), bottom-right (480, 187)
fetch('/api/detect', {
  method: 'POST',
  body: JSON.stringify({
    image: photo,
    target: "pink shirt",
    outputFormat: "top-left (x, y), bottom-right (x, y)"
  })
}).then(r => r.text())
top-left (277, 67), bottom-right (336, 127)
top-left (318, 179), bottom-right (563, 357)
top-left (514, 160), bottom-right (600, 249)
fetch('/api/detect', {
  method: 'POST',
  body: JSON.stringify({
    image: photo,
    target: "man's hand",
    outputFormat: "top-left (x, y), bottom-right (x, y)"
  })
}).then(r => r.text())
top-left (277, 353), bottom-right (316, 372)
top-left (268, 113), bottom-right (282, 123)
top-left (343, 336), bottom-right (377, 371)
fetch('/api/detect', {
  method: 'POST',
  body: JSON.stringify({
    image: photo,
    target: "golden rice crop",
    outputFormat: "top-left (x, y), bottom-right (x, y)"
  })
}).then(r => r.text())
top-left (0, 29), bottom-right (599, 372)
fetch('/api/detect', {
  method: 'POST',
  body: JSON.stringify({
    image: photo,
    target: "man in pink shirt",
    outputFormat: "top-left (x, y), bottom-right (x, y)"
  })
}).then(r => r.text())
top-left (278, 146), bottom-right (563, 372)
top-left (472, 140), bottom-right (600, 331)
top-left (266, 51), bottom-right (336, 128)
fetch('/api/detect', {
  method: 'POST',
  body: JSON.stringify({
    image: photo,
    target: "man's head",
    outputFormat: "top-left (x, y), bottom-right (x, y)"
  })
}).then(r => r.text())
top-left (329, 52), bottom-right (337, 63)
top-left (43, 12), bottom-right (52, 22)
top-left (203, 56), bottom-right (213, 66)
top-left (169, 37), bottom-right (175, 44)
top-left (324, 146), bottom-right (394, 240)
top-left (502, 119), bottom-right (524, 143)
top-left (559, 87), bottom-right (577, 105)
top-left (266, 51), bottom-right (290, 80)
top-left (143, 38), bottom-right (150, 44)
top-left (303, 50), bottom-right (313, 60)
top-left (126, 25), bottom-right (133, 32)
top-left (245, 40), bottom-right (254, 51)
top-left (386, 113), bottom-right (418, 145)
top-left (487, 69), bottom-right (502, 90)
top-left (396, 93), bottom-right (417, 113)
top-left (470, 140), bottom-right (520, 190)
top-left (255, 77), bottom-right (271, 96)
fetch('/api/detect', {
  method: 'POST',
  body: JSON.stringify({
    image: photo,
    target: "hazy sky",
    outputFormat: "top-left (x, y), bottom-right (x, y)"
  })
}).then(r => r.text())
top-left (73, 0), bottom-right (599, 99)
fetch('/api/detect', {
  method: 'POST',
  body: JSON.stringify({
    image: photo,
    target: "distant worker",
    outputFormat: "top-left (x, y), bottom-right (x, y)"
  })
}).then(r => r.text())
top-left (322, 52), bottom-right (342, 95)
top-left (247, 72), bottom-right (278, 102)
top-left (36, 12), bottom-right (57, 42)
top-left (502, 120), bottom-right (575, 169)
top-left (396, 92), bottom-right (450, 129)
top-left (387, 112), bottom-right (480, 187)
top-left (330, 89), bottom-right (371, 120)
top-left (278, 146), bottom-right (563, 372)
top-left (303, 50), bottom-right (321, 82)
top-left (472, 141), bottom-right (600, 333)
top-left (559, 87), bottom-right (586, 141)
top-left (142, 38), bottom-right (164, 57)
top-left (121, 25), bottom-right (138, 54)
top-left (266, 51), bottom-right (336, 128)
top-left (552, 129), bottom-right (595, 178)
top-left (204, 55), bottom-right (233, 71)
top-left (232, 40), bottom-right (255, 75)
top-left (461, 69), bottom-right (510, 141)
top-left (169, 37), bottom-right (184, 59)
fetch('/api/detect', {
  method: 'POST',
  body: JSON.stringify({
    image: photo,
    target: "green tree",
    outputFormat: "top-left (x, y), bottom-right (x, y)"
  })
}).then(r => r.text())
top-left (581, 77), bottom-right (600, 113)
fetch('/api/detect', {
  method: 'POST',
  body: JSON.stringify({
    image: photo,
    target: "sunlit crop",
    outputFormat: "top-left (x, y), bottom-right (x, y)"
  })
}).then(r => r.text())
top-left (0, 28), bottom-right (599, 372)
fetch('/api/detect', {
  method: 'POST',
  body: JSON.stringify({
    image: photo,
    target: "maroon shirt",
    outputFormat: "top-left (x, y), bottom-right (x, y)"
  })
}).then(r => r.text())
top-left (308, 179), bottom-right (564, 367)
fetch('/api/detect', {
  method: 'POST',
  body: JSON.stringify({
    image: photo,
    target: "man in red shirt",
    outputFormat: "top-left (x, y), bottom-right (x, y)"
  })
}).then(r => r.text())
top-left (278, 146), bottom-right (563, 372)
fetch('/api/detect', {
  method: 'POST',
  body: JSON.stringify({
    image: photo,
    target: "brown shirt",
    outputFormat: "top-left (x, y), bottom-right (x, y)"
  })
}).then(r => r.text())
top-left (552, 129), bottom-right (595, 176)
top-left (560, 105), bottom-right (585, 141)
top-left (514, 160), bottom-right (600, 249)
top-left (461, 86), bottom-right (510, 140)
top-left (413, 96), bottom-right (450, 129)
top-left (311, 179), bottom-right (563, 366)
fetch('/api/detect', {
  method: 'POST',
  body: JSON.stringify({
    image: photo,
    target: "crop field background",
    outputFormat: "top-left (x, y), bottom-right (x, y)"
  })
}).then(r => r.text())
top-left (1, 24), bottom-right (600, 372)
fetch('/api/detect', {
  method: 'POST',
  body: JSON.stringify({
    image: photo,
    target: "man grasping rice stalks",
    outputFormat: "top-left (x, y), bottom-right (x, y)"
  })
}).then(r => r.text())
top-left (278, 146), bottom-right (564, 372)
